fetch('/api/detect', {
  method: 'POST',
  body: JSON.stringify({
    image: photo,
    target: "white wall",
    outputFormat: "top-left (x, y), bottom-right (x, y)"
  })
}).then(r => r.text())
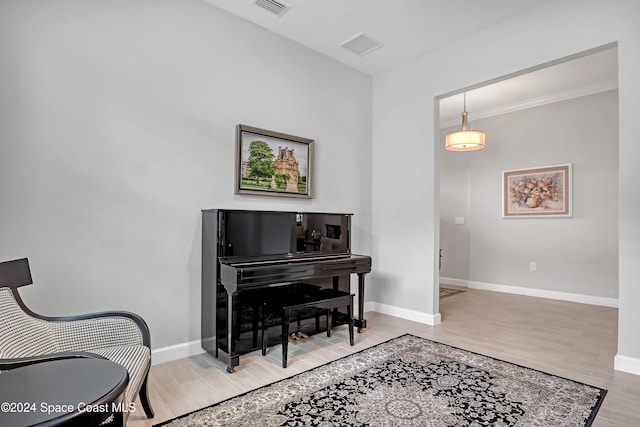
top-left (372, 0), bottom-right (640, 374)
top-left (440, 90), bottom-right (618, 303)
top-left (0, 0), bottom-right (373, 352)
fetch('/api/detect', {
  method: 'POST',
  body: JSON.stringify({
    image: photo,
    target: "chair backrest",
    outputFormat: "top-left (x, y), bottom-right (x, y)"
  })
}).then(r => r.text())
top-left (0, 258), bottom-right (33, 289)
top-left (0, 259), bottom-right (56, 359)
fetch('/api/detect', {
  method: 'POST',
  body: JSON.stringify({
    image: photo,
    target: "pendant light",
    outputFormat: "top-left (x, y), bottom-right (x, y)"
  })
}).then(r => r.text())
top-left (445, 92), bottom-right (486, 151)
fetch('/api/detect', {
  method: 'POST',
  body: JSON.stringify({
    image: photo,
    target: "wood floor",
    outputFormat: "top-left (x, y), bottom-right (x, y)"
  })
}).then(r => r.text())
top-left (128, 287), bottom-right (640, 426)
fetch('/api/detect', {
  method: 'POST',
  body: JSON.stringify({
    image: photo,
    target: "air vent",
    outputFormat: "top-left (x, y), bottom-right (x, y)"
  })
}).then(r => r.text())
top-left (252, 0), bottom-right (292, 17)
top-left (340, 32), bottom-right (384, 56)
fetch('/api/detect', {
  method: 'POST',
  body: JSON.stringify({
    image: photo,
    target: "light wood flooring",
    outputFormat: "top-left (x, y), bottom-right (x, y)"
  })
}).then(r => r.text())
top-left (128, 287), bottom-right (640, 426)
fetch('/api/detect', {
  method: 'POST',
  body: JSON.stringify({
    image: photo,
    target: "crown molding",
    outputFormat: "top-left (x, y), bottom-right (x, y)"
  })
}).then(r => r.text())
top-left (439, 80), bottom-right (618, 129)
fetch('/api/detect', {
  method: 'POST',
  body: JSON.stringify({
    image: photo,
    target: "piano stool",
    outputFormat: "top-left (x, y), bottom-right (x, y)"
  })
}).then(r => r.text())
top-left (260, 288), bottom-right (355, 368)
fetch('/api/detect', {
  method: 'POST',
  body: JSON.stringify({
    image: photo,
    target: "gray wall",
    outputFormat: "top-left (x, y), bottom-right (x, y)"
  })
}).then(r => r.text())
top-left (440, 90), bottom-right (619, 299)
top-left (2, 0), bottom-right (640, 373)
top-left (371, 0), bottom-right (640, 371)
top-left (0, 0), bottom-right (373, 350)
top-left (439, 147), bottom-right (471, 281)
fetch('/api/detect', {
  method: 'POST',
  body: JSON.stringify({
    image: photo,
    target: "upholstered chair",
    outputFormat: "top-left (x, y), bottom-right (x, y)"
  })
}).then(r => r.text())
top-left (0, 258), bottom-right (154, 421)
top-left (319, 236), bottom-right (345, 251)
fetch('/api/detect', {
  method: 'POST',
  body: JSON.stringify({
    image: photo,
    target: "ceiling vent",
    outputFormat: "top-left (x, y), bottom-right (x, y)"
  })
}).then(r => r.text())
top-left (252, 0), bottom-right (292, 17)
top-left (340, 32), bottom-right (384, 56)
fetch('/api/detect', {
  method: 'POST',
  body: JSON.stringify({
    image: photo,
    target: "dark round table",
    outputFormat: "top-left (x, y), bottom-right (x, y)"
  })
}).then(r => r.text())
top-left (0, 357), bottom-right (129, 427)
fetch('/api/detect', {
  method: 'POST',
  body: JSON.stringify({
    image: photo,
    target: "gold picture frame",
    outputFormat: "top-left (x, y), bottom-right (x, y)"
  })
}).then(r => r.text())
top-left (235, 124), bottom-right (313, 198)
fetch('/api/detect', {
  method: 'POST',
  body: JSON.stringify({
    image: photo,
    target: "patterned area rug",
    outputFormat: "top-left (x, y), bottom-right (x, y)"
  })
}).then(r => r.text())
top-left (440, 286), bottom-right (466, 299)
top-left (156, 335), bottom-right (606, 427)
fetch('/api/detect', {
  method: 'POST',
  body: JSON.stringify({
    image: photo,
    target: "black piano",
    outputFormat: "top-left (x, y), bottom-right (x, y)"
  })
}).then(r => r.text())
top-left (201, 209), bottom-right (372, 372)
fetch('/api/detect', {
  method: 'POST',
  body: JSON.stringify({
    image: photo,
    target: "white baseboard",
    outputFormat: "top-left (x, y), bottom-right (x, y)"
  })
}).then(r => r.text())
top-left (440, 277), bottom-right (618, 308)
top-left (366, 301), bottom-right (441, 325)
top-left (149, 302), bottom-right (406, 365)
top-left (151, 339), bottom-right (205, 365)
top-left (439, 277), bottom-right (469, 288)
top-left (150, 302), bottom-right (443, 365)
top-left (614, 354), bottom-right (640, 375)
top-left (151, 281), bottom-right (615, 366)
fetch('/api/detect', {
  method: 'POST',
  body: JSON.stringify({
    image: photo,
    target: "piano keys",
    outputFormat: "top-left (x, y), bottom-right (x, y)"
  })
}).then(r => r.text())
top-left (201, 209), bottom-right (372, 372)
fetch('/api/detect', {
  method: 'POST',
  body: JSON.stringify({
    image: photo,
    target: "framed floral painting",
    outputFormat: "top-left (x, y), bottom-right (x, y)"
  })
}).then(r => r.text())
top-left (502, 164), bottom-right (572, 218)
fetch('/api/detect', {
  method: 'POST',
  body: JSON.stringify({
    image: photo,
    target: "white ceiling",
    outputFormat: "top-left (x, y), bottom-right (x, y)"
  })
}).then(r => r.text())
top-left (203, 0), bottom-right (618, 126)
top-left (439, 47), bottom-right (618, 128)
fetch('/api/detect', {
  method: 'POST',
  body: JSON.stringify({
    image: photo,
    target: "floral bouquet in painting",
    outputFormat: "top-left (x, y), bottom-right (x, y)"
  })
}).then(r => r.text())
top-left (510, 174), bottom-right (562, 209)
top-left (503, 164), bottom-right (570, 217)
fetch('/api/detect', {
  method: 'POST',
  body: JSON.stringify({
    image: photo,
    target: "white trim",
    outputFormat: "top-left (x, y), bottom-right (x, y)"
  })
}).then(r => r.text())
top-left (149, 303), bottom-right (394, 365)
top-left (149, 301), bottom-right (443, 365)
top-left (439, 80), bottom-right (618, 128)
top-left (468, 280), bottom-right (618, 307)
top-left (151, 339), bottom-right (205, 365)
top-left (614, 354), bottom-right (640, 375)
top-left (439, 277), bottom-right (469, 288)
top-left (150, 283), bottom-right (615, 366)
top-left (440, 277), bottom-right (617, 307)
top-left (366, 301), bottom-right (441, 325)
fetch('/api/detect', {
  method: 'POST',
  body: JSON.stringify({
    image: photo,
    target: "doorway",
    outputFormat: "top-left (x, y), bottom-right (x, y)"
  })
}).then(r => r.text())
top-left (436, 44), bottom-right (619, 307)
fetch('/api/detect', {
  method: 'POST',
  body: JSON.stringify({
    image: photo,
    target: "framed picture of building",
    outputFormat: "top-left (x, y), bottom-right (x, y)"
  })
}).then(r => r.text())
top-left (235, 124), bottom-right (313, 198)
top-left (502, 163), bottom-right (572, 218)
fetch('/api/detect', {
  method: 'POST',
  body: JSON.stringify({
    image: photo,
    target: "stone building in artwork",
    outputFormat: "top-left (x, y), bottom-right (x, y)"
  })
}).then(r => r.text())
top-left (274, 146), bottom-right (300, 182)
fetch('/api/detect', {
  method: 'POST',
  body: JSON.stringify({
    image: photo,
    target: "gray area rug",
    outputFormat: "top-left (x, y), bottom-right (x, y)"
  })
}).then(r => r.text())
top-left (156, 334), bottom-right (606, 426)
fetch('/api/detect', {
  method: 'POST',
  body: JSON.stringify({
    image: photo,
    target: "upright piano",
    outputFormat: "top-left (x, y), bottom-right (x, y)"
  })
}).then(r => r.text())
top-left (201, 209), bottom-right (372, 372)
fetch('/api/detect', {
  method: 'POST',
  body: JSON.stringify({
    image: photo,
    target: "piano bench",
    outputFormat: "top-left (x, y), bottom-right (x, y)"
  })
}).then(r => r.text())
top-left (262, 289), bottom-right (355, 368)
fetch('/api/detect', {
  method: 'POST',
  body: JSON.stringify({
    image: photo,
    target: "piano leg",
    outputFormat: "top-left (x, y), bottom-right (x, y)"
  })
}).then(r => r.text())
top-left (348, 300), bottom-right (354, 345)
top-left (224, 288), bottom-right (240, 373)
top-left (282, 308), bottom-right (290, 368)
top-left (355, 272), bottom-right (368, 333)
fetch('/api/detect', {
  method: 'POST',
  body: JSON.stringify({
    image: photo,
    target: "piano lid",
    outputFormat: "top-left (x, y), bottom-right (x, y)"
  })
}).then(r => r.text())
top-left (218, 252), bottom-right (372, 289)
top-left (219, 251), bottom-right (352, 267)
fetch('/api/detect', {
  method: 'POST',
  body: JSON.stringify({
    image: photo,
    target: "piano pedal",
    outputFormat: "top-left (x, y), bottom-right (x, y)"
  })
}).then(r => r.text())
top-left (297, 332), bottom-right (309, 339)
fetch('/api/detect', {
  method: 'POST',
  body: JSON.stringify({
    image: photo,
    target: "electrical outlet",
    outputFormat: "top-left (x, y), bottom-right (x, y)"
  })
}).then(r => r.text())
top-left (454, 217), bottom-right (465, 225)
top-left (529, 262), bottom-right (537, 271)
